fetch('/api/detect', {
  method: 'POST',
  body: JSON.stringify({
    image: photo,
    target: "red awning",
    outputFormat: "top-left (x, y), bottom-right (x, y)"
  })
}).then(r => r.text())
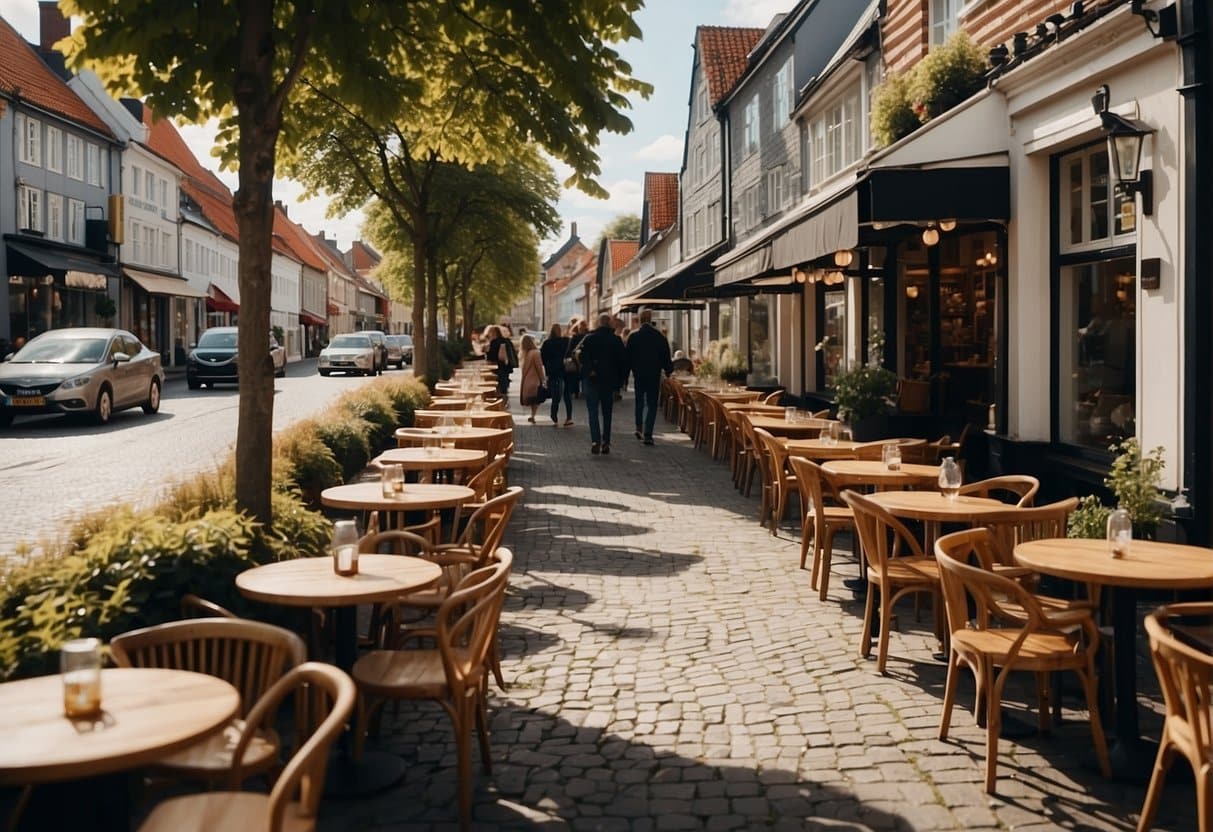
top-left (206, 284), bottom-right (239, 313)
top-left (300, 311), bottom-right (327, 327)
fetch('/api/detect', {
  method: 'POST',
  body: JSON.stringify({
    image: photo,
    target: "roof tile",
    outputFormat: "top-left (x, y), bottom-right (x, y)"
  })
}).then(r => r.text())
top-left (698, 25), bottom-right (764, 105)
top-left (272, 205), bottom-right (328, 272)
top-left (0, 15), bottom-right (112, 136)
top-left (644, 172), bottom-right (679, 234)
top-left (607, 239), bottom-right (639, 273)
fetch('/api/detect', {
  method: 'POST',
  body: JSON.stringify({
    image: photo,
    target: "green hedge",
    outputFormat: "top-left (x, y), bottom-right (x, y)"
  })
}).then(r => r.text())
top-left (0, 376), bottom-right (430, 680)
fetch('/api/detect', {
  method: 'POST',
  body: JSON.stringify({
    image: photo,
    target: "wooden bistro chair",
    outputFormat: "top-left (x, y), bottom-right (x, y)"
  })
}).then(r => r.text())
top-left (854, 438), bottom-right (927, 461)
top-left (842, 490), bottom-right (941, 674)
top-left (761, 389), bottom-right (784, 405)
top-left (137, 663), bottom-right (355, 832)
top-left (180, 594), bottom-right (237, 619)
top-left (959, 475), bottom-right (1040, 508)
top-left (110, 618), bottom-right (307, 787)
top-left (1139, 602), bottom-right (1213, 832)
top-left (352, 550), bottom-right (514, 832)
top-left (788, 457), bottom-right (855, 600)
top-left (934, 533), bottom-right (1109, 794)
top-left (753, 428), bottom-right (800, 536)
top-left (723, 408), bottom-right (751, 490)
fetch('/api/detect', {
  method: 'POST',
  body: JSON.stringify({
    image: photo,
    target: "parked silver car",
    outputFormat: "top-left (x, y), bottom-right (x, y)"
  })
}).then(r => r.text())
top-left (318, 333), bottom-right (377, 376)
top-left (385, 334), bottom-right (412, 368)
top-left (0, 328), bottom-right (164, 427)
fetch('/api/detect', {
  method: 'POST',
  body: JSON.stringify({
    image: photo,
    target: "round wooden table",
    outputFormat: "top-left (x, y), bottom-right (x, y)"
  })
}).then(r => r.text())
top-left (822, 460), bottom-right (941, 488)
top-left (236, 554), bottom-right (442, 796)
top-left (320, 482), bottom-right (474, 513)
top-left (0, 668), bottom-right (238, 785)
top-left (394, 425), bottom-right (509, 448)
top-left (746, 415), bottom-right (834, 438)
top-left (374, 447), bottom-right (487, 483)
top-left (1015, 537), bottom-right (1213, 779)
top-left (784, 438), bottom-right (862, 461)
top-left (413, 410), bottom-right (512, 427)
top-left (434, 382), bottom-right (496, 395)
top-left (722, 403), bottom-right (786, 415)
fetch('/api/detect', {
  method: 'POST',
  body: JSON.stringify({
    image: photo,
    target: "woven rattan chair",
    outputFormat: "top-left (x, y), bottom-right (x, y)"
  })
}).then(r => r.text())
top-left (352, 550), bottom-right (514, 831)
top-left (935, 534), bottom-right (1109, 794)
top-left (761, 389), bottom-right (784, 405)
top-left (854, 438), bottom-right (927, 461)
top-left (111, 618), bottom-right (306, 786)
top-left (137, 663), bottom-right (355, 832)
top-left (788, 457), bottom-right (854, 599)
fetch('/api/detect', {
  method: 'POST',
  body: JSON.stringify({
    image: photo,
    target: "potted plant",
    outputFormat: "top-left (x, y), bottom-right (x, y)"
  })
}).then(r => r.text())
top-left (828, 331), bottom-right (897, 440)
top-left (1067, 438), bottom-right (1167, 539)
top-left (718, 345), bottom-right (749, 385)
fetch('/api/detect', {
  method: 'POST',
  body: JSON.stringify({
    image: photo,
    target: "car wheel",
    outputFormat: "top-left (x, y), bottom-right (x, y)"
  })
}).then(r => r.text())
top-left (141, 379), bottom-right (161, 414)
top-left (319, 369), bottom-right (330, 377)
top-left (187, 377), bottom-right (201, 390)
top-left (0, 409), bottom-right (12, 428)
top-left (94, 386), bottom-right (113, 425)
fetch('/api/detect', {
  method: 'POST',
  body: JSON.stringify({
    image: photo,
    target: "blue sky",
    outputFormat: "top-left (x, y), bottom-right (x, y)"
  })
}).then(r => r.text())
top-left (0, 0), bottom-right (788, 255)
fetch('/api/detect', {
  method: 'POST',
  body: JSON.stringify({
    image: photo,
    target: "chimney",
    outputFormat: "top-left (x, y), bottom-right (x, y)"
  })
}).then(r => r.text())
top-left (275, 200), bottom-right (287, 217)
top-left (570, 221), bottom-right (578, 239)
top-left (39, 2), bottom-right (69, 52)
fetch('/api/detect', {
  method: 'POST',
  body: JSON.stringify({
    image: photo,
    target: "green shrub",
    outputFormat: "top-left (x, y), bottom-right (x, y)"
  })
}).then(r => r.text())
top-left (276, 429), bottom-right (343, 506)
top-left (339, 387), bottom-right (397, 451)
top-left (907, 32), bottom-right (987, 121)
top-left (1067, 495), bottom-right (1112, 540)
top-left (871, 72), bottom-right (919, 148)
top-left (313, 415), bottom-right (373, 480)
top-left (1067, 437), bottom-right (1167, 539)
top-left (374, 376), bottom-right (429, 426)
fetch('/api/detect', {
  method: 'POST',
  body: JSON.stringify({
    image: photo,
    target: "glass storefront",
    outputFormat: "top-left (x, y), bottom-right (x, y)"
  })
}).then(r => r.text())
top-left (7, 276), bottom-right (110, 342)
top-left (1058, 255), bottom-right (1136, 448)
top-left (748, 295), bottom-right (772, 380)
top-left (820, 288), bottom-right (846, 387)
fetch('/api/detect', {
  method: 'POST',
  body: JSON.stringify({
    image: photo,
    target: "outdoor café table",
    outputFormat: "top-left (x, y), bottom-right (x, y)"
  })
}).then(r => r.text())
top-left (866, 490), bottom-right (1007, 551)
top-left (434, 382), bottom-right (495, 395)
top-left (413, 409), bottom-right (513, 427)
top-left (822, 460), bottom-right (941, 490)
top-left (783, 437), bottom-right (862, 461)
top-left (0, 668), bottom-right (239, 787)
top-left (236, 554), bottom-right (442, 795)
top-left (321, 481), bottom-right (474, 532)
top-left (374, 446), bottom-right (487, 483)
top-left (1014, 537), bottom-right (1213, 780)
top-left (746, 415), bottom-right (834, 438)
top-left (721, 403), bottom-right (786, 415)
top-left (702, 390), bottom-right (763, 403)
top-left (424, 397), bottom-right (479, 410)
top-left (394, 425), bottom-right (508, 448)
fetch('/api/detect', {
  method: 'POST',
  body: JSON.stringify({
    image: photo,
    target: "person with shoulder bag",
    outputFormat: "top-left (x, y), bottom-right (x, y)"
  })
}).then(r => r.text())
top-left (484, 325), bottom-right (517, 394)
top-left (578, 313), bottom-right (629, 456)
top-left (518, 334), bottom-right (547, 422)
top-left (564, 319), bottom-right (588, 402)
top-left (625, 308), bottom-right (674, 445)
top-left (540, 323), bottom-right (573, 426)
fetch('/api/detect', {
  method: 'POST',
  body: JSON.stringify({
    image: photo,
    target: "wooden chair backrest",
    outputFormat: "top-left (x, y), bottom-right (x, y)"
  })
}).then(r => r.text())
top-left (359, 529), bottom-right (433, 555)
top-left (1145, 603), bottom-right (1213, 776)
top-left (934, 540), bottom-right (1051, 640)
top-left (959, 475), bottom-right (1041, 507)
top-left (761, 390), bottom-right (784, 405)
top-left (901, 435), bottom-right (950, 465)
top-left (111, 618), bottom-right (306, 719)
top-left (754, 428), bottom-right (792, 485)
top-left (241, 663), bottom-right (355, 830)
top-left (810, 409), bottom-right (832, 419)
top-left (437, 549), bottom-right (514, 699)
top-left (414, 412), bottom-right (513, 429)
top-left (853, 438), bottom-right (927, 460)
top-left (841, 490), bottom-right (925, 578)
top-left (979, 497), bottom-right (1078, 565)
top-left (466, 455), bottom-right (508, 502)
top-left (455, 486), bottom-right (523, 566)
top-left (180, 594), bottom-right (237, 619)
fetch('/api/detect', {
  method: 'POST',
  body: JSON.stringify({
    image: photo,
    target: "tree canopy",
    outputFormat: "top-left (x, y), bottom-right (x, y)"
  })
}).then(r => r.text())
top-left (596, 213), bottom-right (642, 250)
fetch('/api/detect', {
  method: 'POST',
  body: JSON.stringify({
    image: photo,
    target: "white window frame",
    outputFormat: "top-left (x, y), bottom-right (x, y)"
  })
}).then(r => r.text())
top-left (145, 171), bottom-right (156, 205)
top-left (1058, 143), bottom-right (1136, 256)
top-left (66, 134), bottom-right (83, 180)
top-left (17, 186), bottom-right (43, 232)
top-left (86, 143), bottom-right (101, 186)
top-left (46, 194), bottom-right (64, 241)
top-left (743, 94), bottom-right (760, 157)
top-left (772, 58), bottom-right (792, 134)
top-left (807, 82), bottom-right (863, 190)
top-left (17, 115), bottom-right (41, 167)
top-left (45, 126), bottom-right (62, 173)
top-left (131, 221), bottom-right (143, 261)
top-left (930, 0), bottom-right (961, 46)
top-left (161, 230), bottom-right (172, 267)
top-left (68, 199), bottom-right (85, 245)
top-left (130, 165), bottom-right (141, 197)
top-left (766, 167), bottom-right (785, 215)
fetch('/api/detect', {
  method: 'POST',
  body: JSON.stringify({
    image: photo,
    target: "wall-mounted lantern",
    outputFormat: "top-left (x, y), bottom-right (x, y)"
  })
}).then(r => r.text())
top-left (1092, 85), bottom-right (1155, 216)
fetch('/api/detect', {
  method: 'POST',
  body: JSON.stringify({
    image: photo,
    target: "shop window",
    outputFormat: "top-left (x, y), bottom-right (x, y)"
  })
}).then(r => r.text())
top-left (1058, 256), bottom-right (1136, 449)
top-left (1060, 144), bottom-right (1135, 253)
top-left (821, 289), bottom-right (846, 388)
top-left (748, 296), bottom-right (771, 380)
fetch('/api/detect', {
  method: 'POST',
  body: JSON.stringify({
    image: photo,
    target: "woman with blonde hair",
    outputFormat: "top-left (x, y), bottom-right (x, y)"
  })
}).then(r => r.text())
top-left (518, 333), bottom-right (547, 423)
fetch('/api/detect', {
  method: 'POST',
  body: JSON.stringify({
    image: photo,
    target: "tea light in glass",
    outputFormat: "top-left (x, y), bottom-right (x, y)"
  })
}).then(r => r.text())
top-left (331, 519), bottom-right (360, 576)
top-left (61, 638), bottom-right (103, 718)
top-left (938, 457), bottom-right (962, 500)
top-left (1107, 507), bottom-right (1132, 558)
top-left (784, 406), bottom-right (795, 423)
top-left (881, 442), bottom-right (902, 471)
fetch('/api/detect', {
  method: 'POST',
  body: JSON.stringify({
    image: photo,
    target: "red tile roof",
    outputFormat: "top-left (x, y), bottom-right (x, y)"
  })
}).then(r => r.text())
top-left (346, 240), bottom-right (381, 273)
top-left (644, 172), bottom-right (679, 234)
top-left (181, 177), bottom-right (238, 241)
top-left (0, 15), bottom-right (112, 137)
top-left (607, 240), bottom-right (639, 274)
top-left (272, 205), bottom-right (328, 272)
top-left (698, 26), bottom-right (764, 105)
top-left (145, 116), bottom-right (218, 185)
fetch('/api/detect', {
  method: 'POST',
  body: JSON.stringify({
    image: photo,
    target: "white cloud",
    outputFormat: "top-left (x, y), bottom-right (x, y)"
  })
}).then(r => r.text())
top-left (634, 134), bottom-right (684, 162)
top-left (721, 0), bottom-right (789, 27)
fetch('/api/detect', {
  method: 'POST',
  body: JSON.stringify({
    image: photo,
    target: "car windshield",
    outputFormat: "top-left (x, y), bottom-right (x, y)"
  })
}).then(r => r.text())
top-left (12, 337), bottom-right (110, 364)
top-left (197, 330), bottom-right (238, 349)
top-left (330, 335), bottom-right (371, 348)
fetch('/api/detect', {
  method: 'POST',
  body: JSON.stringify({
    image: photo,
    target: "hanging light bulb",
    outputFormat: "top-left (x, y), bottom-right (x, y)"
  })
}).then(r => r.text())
top-left (833, 249), bottom-right (854, 268)
top-left (922, 226), bottom-right (940, 247)
top-left (939, 219), bottom-right (957, 232)
top-left (793, 268), bottom-right (807, 284)
top-left (906, 285), bottom-right (920, 299)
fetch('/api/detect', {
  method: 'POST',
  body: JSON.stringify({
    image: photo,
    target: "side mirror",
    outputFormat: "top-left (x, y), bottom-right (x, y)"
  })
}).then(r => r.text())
top-left (188, 342), bottom-right (197, 350)
top-left (113, 352), bottom-right (132, 364)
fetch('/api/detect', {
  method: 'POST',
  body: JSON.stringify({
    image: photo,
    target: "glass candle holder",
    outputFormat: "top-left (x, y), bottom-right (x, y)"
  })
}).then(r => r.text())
top-left (881, 443), bottom-right (902, 471)
top-left (331, 519), bottom-right (360, 576)
top-left (938, 456), bottom-right (962, 500)
top-left (1107, 507), bottom-right (1132, 558)
top-left (61, 638), bottom-right (102, 718)
top-left (785, 406), bottom-right (795, 423)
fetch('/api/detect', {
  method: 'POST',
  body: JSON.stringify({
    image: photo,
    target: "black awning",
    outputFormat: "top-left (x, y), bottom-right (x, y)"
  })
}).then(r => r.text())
top-left (5, 239), bottom-right (119, 279)
top-left (633, 244), bottom-right (722, 300)
top-left (858, 166), bottom-right (1010, 224)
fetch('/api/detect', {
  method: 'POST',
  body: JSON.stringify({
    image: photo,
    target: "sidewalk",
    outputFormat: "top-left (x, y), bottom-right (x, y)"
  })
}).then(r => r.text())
top-left (324, 386), bottom-right (1193, 831)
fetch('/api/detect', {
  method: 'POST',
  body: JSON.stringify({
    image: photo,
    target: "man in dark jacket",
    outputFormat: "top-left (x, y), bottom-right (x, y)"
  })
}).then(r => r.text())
top-left (625, 308), bottom-right (673, 445)
top-left (484, 325), bottom-right (517, 394)
top-left (578, 314), bottom-right (628, 455)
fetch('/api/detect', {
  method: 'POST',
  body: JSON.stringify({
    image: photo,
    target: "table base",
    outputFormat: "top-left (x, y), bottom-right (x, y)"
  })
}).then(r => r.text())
top-left (1107, 737), bottom-right (1158, 783)
top-left (324, 750), bottom-right (407, 798)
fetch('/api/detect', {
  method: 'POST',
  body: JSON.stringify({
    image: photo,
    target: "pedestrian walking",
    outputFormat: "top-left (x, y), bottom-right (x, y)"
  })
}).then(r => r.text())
top-left (518, 334), bottom-right (546, 423)
top-left (625, 308), bottom-right (673, 446)
top-left (541, 323), bottom-right (573, 426)
top-left (565, 319), bottom-right (588, 401)
top-left (578, 313), bottom-right (628, 455)
top-left (484, 325), bottom-right (517, 395)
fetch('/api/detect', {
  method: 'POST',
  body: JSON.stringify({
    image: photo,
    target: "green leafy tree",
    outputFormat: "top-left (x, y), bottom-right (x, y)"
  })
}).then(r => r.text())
top-left (63, 0), bottom-right (648, 524)
top-left (595, 213), bottom-right (642, 249)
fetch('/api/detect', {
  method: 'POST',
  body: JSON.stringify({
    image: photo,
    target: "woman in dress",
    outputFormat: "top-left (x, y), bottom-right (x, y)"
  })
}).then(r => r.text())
top-left (518, 334), bottom-right (546, 423)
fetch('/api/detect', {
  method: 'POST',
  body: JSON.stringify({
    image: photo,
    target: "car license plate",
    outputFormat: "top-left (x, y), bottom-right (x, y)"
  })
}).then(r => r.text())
top-left (10, 396), bottom-right (45, 407)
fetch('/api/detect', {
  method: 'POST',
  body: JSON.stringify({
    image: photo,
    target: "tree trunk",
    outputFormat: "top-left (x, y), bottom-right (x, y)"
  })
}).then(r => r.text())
top-left (425, 251), bottom-right (441, 381)
top-left (410, 225), bottom-right (427, 383)
top-left (232, 0), bottom-right (283, 527)
top-left (445, 271), bottom-right (458, 343)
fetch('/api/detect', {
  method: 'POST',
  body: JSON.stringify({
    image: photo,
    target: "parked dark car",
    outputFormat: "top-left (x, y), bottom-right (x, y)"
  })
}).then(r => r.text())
top-left (0, 327), bottom-right (164, 426)
top-left (186, 326), bottom-right (286, 389)
top-left (357, 330), bottom-right (388, 374)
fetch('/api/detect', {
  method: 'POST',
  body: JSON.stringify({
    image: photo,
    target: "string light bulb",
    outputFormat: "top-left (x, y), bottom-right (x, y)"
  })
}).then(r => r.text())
top-left (833, 249), bottom-right (854, 268)
top-left (939, 219), bottom-right (957, 232)
top-left (922, 226), bottom-right (940, 247)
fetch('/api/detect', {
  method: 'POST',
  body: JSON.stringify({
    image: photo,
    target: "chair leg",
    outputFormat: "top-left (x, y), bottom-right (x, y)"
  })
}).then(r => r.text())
top-left (474, 686), bottom-right (493, 775)
top-left (876, 593), bottom-right (894, 674)
top-left (817, 529), bottom-right (836, 602)
top-left (454, 700), bottom-right (473, 832)
top-left (490, 639), bottom-right (507, 691)
top-left (860, 586), bottom-right (876, 659)
top-left (938, 652), bottom-right (961, 740)
top-left (1077, 666), bottom-right (1112, 778)
top-left (1034, 672), bottom-right (1052, 735)
top-left (800, 518), bottom-right (814, 571)
top-left (984, 664), bottom-right (1002, 793)
top-left (353, 695), bottom-right (376, 762)
top-left (1196, 762), bottom-right (1212, 832)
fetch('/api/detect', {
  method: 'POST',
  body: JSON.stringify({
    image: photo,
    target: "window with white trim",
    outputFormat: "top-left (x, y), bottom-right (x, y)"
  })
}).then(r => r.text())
top-left (17, 186), bottom-right (42, 232)
top-left (1058, 144), bottom-right (1136, 254)
top-left (807, 84), bottom-right (863, 189)
top-left (130, 165), bottom-right (141, 197)
top-left (66, 134), bottom-right (82, 180)
top-left (46, 126), bottom-right (62, 173)
top-left (930, 0), bottom-right (961, 47)
top-left (131, 221), bottom-right (143, 260)
top-left (161, 231), bottom-right (172, 267)
top-left (86, 143), bottom-right (101, 186)
top-left (68, 199), bottom-right (85, 245)
top-left (46, 194), bottom-right (64, 241)
top-left (17, 115), bottom-right (41, 166)
top-left (743, 94), bottom-right (760, 157)
top-left (766, 167), bottom-right (785, 215)
top-left (159, 179), bottom-right (168, 211)
top-left (771, 58), bottom-right (792, 134)
top-left (145, 171), bottom-right (156, 205)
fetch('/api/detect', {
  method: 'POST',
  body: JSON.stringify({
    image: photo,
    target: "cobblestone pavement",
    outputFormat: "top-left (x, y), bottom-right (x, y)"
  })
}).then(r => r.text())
top-left (324, 386), bottom-right (1196, 831)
